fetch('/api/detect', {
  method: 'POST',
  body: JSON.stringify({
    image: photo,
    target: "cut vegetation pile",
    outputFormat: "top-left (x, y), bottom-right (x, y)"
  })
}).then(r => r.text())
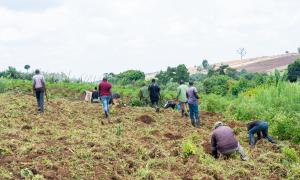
top-left (0, 92), bottom-right (299, 179)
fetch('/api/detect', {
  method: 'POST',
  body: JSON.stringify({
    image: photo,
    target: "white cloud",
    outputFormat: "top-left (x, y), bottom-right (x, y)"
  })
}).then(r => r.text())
top-left (0, 0), bottom-right (300, 77)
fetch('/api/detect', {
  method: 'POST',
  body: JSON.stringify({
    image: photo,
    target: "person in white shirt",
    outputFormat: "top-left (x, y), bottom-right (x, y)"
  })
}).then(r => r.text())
top-left (32, 69), bottom-right (47, 113)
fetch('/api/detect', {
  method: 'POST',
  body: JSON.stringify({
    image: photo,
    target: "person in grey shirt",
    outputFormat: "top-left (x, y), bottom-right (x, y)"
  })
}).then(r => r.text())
top-left (186, 80), bottom-right (200, 127)
top-left (32, 69), bottom-right (47, 113)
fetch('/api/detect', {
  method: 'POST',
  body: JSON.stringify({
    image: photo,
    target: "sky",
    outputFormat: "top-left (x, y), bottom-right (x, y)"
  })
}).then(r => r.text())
top-left (0, 0), bottom-right (300, 79)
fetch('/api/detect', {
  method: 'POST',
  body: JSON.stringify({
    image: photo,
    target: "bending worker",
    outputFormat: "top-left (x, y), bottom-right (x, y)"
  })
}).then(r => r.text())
top-left (211, 121), bottom-right (249, 161)
top-left (247, 120), bottom-right (276, 147)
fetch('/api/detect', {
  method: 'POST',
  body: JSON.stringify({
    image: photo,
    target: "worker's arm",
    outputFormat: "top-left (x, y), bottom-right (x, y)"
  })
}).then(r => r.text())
top-left (138, 90), bottom-right (142, 100)
top-left (32, 79), bottom-right (36, 96)
top-left (158, 85), bottom-right (161, 96)
top-left (176, 88), bottom-right (180, 101)
top-left (257, 132), bottom-right (262, 140)
top-left (109, 84), bottom-right (112, 96)
top-left (211, 134), bottom-right (218, 159)
top-left (42, 78), bottom-right (48, 101)
top-left (98, 84), bottom-right (101, 96)
top-left (193, 89), bottom-right (200, 99)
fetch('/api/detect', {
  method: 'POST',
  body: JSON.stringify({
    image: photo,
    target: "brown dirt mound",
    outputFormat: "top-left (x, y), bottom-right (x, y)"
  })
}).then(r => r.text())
top-left (164, 133), bottom-right (183, 140)
top-left (21, 125), bottom-right (32, 130)
top-left (136, 115), bottom-right (155, 124)
top-left (202, 140), bottom-right (211, 154)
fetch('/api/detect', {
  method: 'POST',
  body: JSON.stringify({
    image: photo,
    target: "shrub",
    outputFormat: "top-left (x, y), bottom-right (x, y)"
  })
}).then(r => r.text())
top-left (271, 114), bottom-right (295, 140)
top-left (129, 97), bottom-right (143, 107)
top-left (287, 58), bottom-right (300, 82)
top-left (203, 75), bottom-right (230, 96)
top-left (226, 99), bottom-right (264, 121)
top-left (205, 94), bottom-right (229, 113)
top-left (282, 146), bottom-right (299, 163)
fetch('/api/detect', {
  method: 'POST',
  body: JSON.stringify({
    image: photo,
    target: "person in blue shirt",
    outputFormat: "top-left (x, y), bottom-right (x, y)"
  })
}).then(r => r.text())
top-left (247, 120), bottom-right (276, 147)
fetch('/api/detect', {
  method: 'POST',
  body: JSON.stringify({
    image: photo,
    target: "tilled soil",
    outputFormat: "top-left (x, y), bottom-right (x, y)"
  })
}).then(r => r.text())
top-left (0, 92), bottom-right (299, 179)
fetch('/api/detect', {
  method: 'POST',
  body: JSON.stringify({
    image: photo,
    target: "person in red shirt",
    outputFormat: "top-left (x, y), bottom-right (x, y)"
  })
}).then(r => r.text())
top-left (98, 76), bottom-right (112, 118)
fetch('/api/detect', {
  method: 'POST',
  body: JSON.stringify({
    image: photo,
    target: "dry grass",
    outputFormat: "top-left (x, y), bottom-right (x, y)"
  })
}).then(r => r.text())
top-left (0, 92), bottom-right (299, 179)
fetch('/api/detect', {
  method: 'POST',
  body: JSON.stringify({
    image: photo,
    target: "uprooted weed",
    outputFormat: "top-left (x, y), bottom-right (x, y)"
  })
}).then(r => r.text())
top-left (0, 92), bottom-right (299, 179)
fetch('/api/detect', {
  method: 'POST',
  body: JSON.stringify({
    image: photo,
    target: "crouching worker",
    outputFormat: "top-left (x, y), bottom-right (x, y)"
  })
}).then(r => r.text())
top-left (164, 100), bottom-right (177, 109)
top-left (211, 121), bottom-right (249, 161)
top-left (91, 87), bottom-right (99, 103)
top-left (247, 120), bottom-right (276, 147)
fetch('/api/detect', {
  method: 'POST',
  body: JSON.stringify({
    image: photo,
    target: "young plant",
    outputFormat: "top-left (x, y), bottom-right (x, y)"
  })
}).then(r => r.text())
top-left (116, 123), bottom-right (124, 136)
top-left (183, 140), bottom-right (198, 158)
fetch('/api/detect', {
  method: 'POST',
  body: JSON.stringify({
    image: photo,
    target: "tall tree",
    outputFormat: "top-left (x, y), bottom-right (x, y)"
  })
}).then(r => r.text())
top-left (287, 58), bottom-right (300, 82)
top-left (175, 64), bottom-right (189, 82)
top-left (237, 48), bottom-right (247, 60)
top-left (202, 59), bottom-right (209, 69)
top-left (24, 65), bottom-right (31, 73)
top-left (216, 64), bottom-right (229, 75)
top-left (117, 70), bottom-right (145, 84)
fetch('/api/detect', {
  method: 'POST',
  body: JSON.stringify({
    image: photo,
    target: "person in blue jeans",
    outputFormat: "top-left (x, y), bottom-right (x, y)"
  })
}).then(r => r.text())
top-left (247, 120), bottom-right (276, 147)
top-left (186, 80), bottom-right (200, 128)
top-left (99, 76), bottom-right (112, 118)
top-left (32, 69), bottom-right (47, 113)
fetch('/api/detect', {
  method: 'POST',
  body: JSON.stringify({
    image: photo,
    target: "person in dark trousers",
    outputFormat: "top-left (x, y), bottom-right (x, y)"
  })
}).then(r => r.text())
top-left (99, 76), bottom-right (112, 118)
top-left (91, 87), bottom-right (99, 103)
top-left (211, 121), bottom-right (249, 161)
top-left (148, 79), bottom-right (160, 112)
top-left (186, 80), bottom-right (200, 127)
top-left (247, 120), bottom-right (276, 147)
top-left (32, 69), bottom-right (47, 113)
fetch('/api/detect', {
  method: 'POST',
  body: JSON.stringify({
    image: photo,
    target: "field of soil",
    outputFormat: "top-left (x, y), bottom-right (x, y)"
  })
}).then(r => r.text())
top-left (216, 53), bottom-right (300, 73)
top-left (0, 92), bottom-right (299, 179)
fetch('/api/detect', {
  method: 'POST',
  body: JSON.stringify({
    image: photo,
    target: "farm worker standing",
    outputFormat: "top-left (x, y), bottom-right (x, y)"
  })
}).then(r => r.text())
top-left (32, 69), bottom-right (47, 113)
top-left (148, 79), bottom-right (160, 112)
top-left (211, 121), bottom-right (249, 161)
top-left (139, 83), bottom-right (149, 106)
top-left (99, 75), bottom-right (112, 118)
top-left (186, 80), bottom-right (200, 127)
top-left (176, 80), bottom-right (189, 117)
top-left (247, 120), bottom-right (276, 147)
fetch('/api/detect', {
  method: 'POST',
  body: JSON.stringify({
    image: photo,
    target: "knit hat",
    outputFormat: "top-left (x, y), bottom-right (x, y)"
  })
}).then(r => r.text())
top-left (214, 121), bottom-right (224, 129)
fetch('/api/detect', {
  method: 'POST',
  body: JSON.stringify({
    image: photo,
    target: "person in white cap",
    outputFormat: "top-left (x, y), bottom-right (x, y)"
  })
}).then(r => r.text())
top-left (211, 121), bottom-right (249, 161)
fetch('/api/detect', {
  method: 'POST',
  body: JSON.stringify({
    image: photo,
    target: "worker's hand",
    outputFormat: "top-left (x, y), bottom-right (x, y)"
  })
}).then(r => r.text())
top-left (33, 91), bottom-right (36, 97)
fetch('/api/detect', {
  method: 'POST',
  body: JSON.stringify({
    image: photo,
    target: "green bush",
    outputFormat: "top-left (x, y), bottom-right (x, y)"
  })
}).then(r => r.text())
top-left (229, 100), bottom-right (264, 121)
top-left (282, 146), bottom-right (299, 163)
top-left (129, 97), bottom-right (143, 107)
top-left (203, 75), bottom-right (230, 96)
top-left (287, 58), bottom-right (300, 82)
top-left (0, 79), bottom-right (7, 93)
top-left (205, 94), bottom-right (229, 113)
top-left (271, 114), bottom-right (295, 140)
